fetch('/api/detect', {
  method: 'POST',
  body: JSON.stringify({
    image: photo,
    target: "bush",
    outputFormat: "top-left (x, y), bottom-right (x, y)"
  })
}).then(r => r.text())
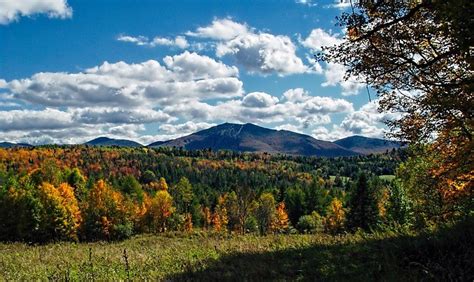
top-left (297, 212), bottom-right (323, 234)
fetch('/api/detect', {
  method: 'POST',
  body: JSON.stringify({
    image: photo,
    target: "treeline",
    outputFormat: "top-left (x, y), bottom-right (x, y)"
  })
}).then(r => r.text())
top-left (0, 146), bottom-right (467, 242)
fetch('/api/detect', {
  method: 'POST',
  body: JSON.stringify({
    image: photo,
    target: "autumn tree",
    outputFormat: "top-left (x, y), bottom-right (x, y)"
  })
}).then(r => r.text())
top-left (321, 0), bottom-right (473, 216)
top-left (82, 180), bottom-right (132, 240)
top-left (170, 177), bottom-right (193, 214)
top-left (212, 195), bottom-right (228, 232)
top-left (0, 181), bottom-right (42, 242)
top-left (66, 168), bottom-right (87, 201)
top-left (147, 190), bottom-right (175, 232)
top-left (37, 182), bottom-right (82, 241)
top-left (274, 202), bottom-right (290, 233)
top-left (324, 197), bottom-right (346, 234)
top-left (255, 193), bottom-right (276, 235)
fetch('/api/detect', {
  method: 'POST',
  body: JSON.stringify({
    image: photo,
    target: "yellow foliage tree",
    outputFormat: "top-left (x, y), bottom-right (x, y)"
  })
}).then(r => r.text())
top-left (38, 182), bottom-right (82, 241)
top-left (147, 190), bottom-right (174, 232)
top-left (324, 197), bottom-right (346, 234)
top-left (83, 180), bottom-right (129, 240)
top-left (274, 202), bottom-right (290, 233)
top-left (212, 195), bottom-right (228, 232)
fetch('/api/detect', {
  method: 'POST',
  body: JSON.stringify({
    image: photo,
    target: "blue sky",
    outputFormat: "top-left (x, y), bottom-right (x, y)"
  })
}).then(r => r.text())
top-left (0, 0), bottom-right (390, 145)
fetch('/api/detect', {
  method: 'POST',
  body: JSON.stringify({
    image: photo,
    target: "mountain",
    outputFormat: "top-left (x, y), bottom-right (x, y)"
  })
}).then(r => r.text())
top-left (149, 123), bottom-right (357, 157)
top-left (0, 142), bottom-right (32, 148)
top-left (85, 137), bottom-right (143, 147)
top-left (334, 135), bottom-right (402, 155)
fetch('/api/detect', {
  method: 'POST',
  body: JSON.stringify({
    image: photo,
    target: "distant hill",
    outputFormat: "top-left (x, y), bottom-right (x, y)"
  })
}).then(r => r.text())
top-left (0, 142), bottom-right (32, 148)
top-left (149, 123), bottom-right (357, 157)
top-left (85, 137), bottom-right (143, 147)
top-left (334, 135), bottom-right (402, 155)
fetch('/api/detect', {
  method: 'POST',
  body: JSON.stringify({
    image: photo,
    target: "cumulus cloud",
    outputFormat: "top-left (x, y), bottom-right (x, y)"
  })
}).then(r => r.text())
top-left (312, 99), bottom-right (398, 141)
top-left (188, 19), bottom-right (308, 76)
top-left (242, 92), bottom-right (279, 108)
top-left (5, 52), bottom-right (243, 108)
top-left (163, 51), bottom-right (239, 80)
top-left (321, 62), bottom-right (365, 96)
top-left (0, 108), bottom-right (73, 131)
top-left (159, 121), bottom-right (215, 135)
top-left (300, 28), bottom-right (342, 52)
top-left (162, 88), bottom-right (352, 129)
top-left (186, 18), bottom-right (249, 40)
top-left (0, 52), bottom-right (246, 144)
top-left (0, 0), bottom-right (72, 24)
top-left (71, 108), bottom-right (173, 124)
top-left (117, 34), bottom-right (189, 49)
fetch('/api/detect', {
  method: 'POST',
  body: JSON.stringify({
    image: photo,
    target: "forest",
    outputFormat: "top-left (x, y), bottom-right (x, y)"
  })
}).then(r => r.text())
top-left (0, 145), bottom-right (471, 280)
top-left (0, 145), bottom-right (406, 242)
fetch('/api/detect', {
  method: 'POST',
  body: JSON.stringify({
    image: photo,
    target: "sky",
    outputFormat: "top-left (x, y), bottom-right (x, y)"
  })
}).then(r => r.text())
top-left (0, 0), bottom-right (394, 145)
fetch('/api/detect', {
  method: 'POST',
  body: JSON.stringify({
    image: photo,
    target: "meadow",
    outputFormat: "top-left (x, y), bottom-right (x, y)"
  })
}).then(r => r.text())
top-left (0, 219), bottom-right (472, 281)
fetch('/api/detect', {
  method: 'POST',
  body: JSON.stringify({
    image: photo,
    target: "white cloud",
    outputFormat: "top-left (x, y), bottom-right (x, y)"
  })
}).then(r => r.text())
top-left (163, 51), bottom-right (238, 80)
top-left (0, 0), bottom-right (72, 24)
top-left (117, 34), bottom-right (189, 49)
top-left (301, 28), bottom-right (342, 52)
top-left (186, 18), bottom-right (249, 40)
top-left (0, 108), bottom-right (73, 131)
top-left (159, 121), bottom-right (215, 135)
top-left (321, 62), bottom-right (365, 96)
top-left (6, 52), bottom-right (243, 108)
top-left (71, 107), bottom-right (173, 124)
top-left (295, 0), bottom-right (317, 6)
top-left (162, 88), bottom-right (352, 129)
top-left (0, 52), bottom-right (246, 144)
top-left (242, 92), bottom-right (279, 108)
top-left (188, 19), bottom-right (308, 76)
top-left (275, 124), bottom-right (303, 133)
top-left (312, 99), bottom-right (398, 141)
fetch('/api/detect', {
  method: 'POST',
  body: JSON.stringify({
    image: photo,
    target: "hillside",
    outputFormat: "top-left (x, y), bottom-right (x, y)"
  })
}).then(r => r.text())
top-left (334, 135), bottom-right (402, 155)
top-left (85, 137), bottom-right (142, 147)
top-left (150, 123), bottom-right (357, 157)
top-left (0, 142), bottom-right (32, 148)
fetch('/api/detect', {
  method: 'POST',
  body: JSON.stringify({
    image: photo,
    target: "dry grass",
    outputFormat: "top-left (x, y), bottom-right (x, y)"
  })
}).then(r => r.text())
top-left (0, 221), bottom-right (472, 281)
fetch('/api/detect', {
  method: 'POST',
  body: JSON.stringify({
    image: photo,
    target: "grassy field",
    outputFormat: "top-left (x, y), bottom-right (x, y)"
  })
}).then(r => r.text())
top-left (0, 220), bottom-right (472, 281)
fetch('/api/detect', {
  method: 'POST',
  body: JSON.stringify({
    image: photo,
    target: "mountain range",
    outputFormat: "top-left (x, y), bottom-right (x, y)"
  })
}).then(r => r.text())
top-left (1, 123), bottom-right (402, 156)
top-left (148, 123), bottom-right (401, 156)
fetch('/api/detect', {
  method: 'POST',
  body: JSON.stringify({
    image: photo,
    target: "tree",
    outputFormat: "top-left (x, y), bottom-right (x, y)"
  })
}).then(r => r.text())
top-left (387, 180), bottom-right (413, 227)
top-left (171, 177), bottom-right (193, 214)
top-left (119, 175), bottom-right (144, 203)
top-left (157, 177), bottom-right (169, 191)
top-left (284, 187), bottom-right (306, 226)
top-left (83, 180), bottom-right (131, 240)
top-left (0, 182), bottom-right (42, 242)
top-left (234, 186), bottom-right (256, 234)
top-left (322, 0), bottom-right (473, 209)
top-left (324, 197), bottom-right (346, 234)
top-left (141, 170), bottom-right (156, 184)
top-left (212, 195), bottom-right (228, 232)
top-left (66, 168), bottom-right (87, 201)
top-left (255, 193), bottom-right (276, 235)
top-left (147, 190), bottom-right (174, 232)
top-left (36, 182), bottom-right (82, 241)
top-left (274, 202), bottom-right (290, 233)
top-left (297, 211), bottom-right (323, 234)
top-left (346, 173), bottom-right (380, 231)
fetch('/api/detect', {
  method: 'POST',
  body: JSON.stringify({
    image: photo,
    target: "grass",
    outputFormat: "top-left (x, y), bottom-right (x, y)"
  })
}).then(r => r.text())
top-left (0, 220), bottom-right (472, 281)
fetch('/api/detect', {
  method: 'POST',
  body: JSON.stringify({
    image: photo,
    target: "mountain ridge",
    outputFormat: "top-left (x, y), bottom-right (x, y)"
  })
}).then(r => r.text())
top-left (85, 137), bottom-right (143, 147)
top-left (149, 123), bottom-right (400, 157)
top-left (1, 123), bottom-right (402, 156)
